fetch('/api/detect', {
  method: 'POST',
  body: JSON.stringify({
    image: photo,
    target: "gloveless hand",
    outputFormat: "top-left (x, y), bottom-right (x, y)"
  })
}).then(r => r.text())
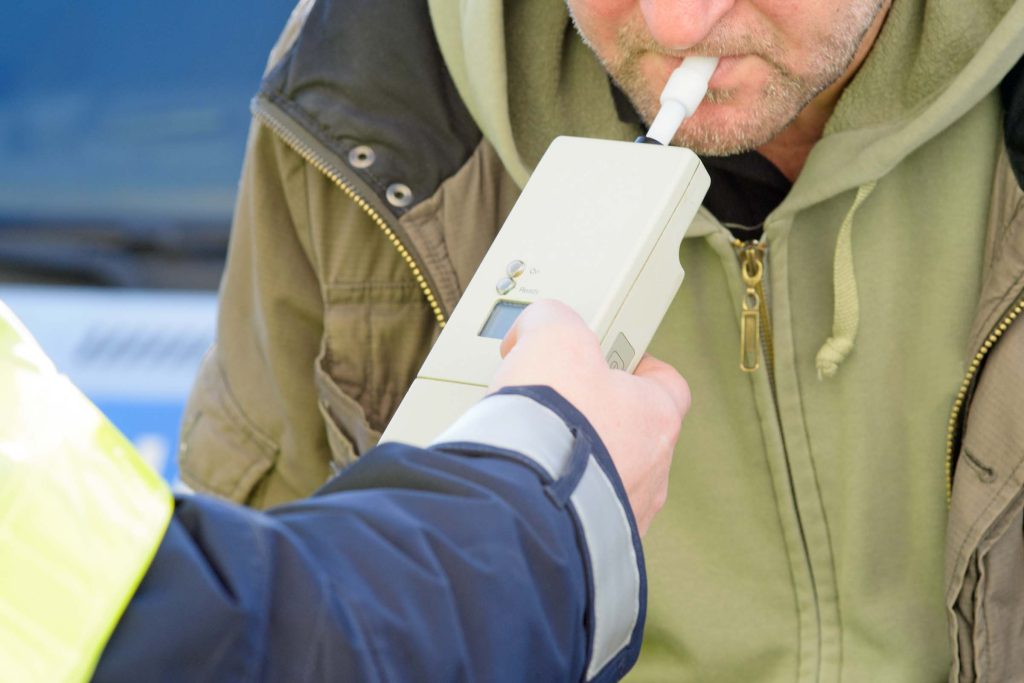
top-left (488, 299), bottom-right (691, 536)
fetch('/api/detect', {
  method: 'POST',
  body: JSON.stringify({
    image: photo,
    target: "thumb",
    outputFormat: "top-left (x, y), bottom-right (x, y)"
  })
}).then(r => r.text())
top-left (499, 313), bottom-right (523, 358)
top-left (499, 300), bottom-right (581, 358)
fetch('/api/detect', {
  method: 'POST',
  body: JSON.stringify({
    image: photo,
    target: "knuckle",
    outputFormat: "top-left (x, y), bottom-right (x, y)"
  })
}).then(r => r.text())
top-left (655, 402), bottom-right (683, 436)
top-left (653, 486), bottom-right (669, 513)
top-left (678, 376), bottom-right (693, 412)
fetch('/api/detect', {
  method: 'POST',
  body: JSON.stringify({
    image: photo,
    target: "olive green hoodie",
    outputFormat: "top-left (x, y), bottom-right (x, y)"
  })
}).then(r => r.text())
top-left (428, 1), bottom-right (1024, 680)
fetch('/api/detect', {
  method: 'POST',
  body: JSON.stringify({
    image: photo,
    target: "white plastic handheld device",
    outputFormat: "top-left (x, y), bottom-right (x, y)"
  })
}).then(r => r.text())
top-left (380, 57), bottom-right (717, 446)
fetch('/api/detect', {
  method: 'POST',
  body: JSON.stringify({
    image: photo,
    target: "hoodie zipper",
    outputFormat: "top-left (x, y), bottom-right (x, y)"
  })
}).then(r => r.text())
top-left (945, 295), bottom-right (1024, 504)
top-left (251, 102), bottom-right (447, 328)
top-left (734, 239), bottom-right (774, 377)
top-left (731, 235), bottom-right (831, 678)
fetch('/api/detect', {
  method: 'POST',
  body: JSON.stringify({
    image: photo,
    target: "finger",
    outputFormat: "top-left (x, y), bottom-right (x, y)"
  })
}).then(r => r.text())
top-left (498, 300), bottom-right (549, 358)
top-left (633, 353), bottom-right (691, 414)
top-left (499, 315), bottom-right (521, 358)
top-left (499, 300), bottom-right (581, 358)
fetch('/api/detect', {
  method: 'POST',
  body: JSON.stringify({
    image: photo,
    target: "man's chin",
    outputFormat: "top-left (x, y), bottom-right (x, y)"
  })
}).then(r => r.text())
top-left (621, 80), bottom-right (790, 155)
top-left (672, 105), bottom-right (777, 156)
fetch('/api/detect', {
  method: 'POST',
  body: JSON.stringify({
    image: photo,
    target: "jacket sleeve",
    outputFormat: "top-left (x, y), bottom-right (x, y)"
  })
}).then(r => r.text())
top-left (94, 387), bottom-right (646, 683)
top-left (178, 120), bottom-right (385, 506)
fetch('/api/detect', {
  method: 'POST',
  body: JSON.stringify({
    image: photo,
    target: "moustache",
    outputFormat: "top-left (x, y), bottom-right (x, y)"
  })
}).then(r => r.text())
top-left (615, 24), bottom-right (781, 67)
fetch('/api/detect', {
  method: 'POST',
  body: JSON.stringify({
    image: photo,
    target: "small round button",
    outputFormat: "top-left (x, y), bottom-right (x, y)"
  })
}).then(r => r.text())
top-left (496, 277), bottom-right (516, 295)
top-left (506, 260), bottom-right (526, 278)
top-left (386, 183), bottom-right (414, 208)
top-left (348, 145), bottom-right (376, 169)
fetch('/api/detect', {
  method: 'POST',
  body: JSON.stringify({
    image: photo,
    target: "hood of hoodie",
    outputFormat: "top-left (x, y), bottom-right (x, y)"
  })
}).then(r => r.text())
top-left (428, 0), bottom-right (1024, 205)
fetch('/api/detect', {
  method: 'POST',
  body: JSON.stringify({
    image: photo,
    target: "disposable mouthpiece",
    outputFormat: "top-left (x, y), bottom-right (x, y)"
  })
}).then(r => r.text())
top-left (645, 56), bottom-right (719, 145)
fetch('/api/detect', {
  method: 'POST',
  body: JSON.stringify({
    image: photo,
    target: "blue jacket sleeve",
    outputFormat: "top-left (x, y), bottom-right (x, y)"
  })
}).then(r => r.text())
top-left (93, 386), bottom-right (646, 682)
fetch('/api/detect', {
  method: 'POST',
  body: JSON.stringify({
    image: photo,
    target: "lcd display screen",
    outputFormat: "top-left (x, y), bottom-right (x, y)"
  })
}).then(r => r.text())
top-left (479, 301), bottom-right (528, 340)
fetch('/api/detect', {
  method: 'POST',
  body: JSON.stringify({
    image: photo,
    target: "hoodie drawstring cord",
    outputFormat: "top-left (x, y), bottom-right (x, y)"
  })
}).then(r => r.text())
top-left (815, 181), bottom-right (877, 379)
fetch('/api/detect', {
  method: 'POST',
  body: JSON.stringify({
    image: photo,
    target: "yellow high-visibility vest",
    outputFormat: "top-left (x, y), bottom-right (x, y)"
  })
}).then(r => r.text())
top-left (0, 302), bottom-right (173, 682)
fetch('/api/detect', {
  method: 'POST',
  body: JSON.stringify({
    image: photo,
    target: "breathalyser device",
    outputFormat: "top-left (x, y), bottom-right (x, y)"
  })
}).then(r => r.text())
top-left (381, 57), bottom-right (718, 446)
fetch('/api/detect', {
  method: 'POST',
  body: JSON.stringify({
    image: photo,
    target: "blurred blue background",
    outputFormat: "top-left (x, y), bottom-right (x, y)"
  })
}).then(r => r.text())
top-left (0, 0), bottom-right (297, 485)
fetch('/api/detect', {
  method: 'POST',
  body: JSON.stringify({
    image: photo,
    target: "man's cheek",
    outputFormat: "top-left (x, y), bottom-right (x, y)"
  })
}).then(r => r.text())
top-left (570, 0), bottom-right (639, 50)
top-left (573, 0), bottom-right (636, 22)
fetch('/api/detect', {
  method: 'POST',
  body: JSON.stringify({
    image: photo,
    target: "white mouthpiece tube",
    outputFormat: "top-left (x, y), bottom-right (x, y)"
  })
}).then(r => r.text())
top-left (645, 56), bottom-right (719, 145)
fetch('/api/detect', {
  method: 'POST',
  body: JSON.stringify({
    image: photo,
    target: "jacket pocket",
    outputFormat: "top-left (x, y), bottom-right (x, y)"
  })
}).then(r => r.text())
top-left (178, 348), bottom-right (278, 503)
top-left (949, 442), bottom-right (1024, 683)
top-left (320, 282), bottom-right (439, 438)
top-left (314, 340), bottom-right (380, 472)
top-left (958, 494), bottom-right (1024, 683)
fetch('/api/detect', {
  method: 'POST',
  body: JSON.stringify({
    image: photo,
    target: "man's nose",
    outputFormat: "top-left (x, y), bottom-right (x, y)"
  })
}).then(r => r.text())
top-left (638, 0), bottom-right (735, 50)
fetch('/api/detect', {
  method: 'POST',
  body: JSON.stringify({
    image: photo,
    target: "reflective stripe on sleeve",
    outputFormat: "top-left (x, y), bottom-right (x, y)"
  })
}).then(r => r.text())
top-left (432, 392), bottom-right (640, 681)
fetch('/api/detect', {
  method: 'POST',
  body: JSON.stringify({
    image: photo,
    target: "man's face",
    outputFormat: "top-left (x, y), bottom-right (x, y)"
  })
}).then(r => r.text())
top-left (567, 0), bottom-right (887, 154)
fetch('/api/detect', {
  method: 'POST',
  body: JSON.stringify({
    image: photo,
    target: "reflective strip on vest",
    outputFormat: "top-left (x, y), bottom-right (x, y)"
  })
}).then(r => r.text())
top-left (0, 302), bottom-right (174, 682)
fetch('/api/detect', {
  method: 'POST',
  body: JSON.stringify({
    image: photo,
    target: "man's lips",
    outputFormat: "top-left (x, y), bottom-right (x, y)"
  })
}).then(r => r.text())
top-left (646, 52), bottom-right (746, 89)
top-left (707, 55), bottom-right (741, 88)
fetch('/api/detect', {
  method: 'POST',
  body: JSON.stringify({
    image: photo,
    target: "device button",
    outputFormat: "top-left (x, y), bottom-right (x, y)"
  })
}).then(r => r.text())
top-left (506, 260), bottom-right (526, 278)
top-left (496, 277), bottom-right (516, 295)
top-left (606, 332), bottom-right (635, 370)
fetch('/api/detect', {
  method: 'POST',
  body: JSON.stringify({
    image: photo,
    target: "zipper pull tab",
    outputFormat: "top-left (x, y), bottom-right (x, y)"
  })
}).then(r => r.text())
top-left (740, 246), bottom-right (764, 372)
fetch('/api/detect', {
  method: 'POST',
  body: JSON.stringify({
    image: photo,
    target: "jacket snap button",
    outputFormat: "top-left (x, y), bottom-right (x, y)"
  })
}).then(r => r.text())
top-left (348, 145), bottom-right (376, 169)
top-left (386, 182), bottom-right (413, 208)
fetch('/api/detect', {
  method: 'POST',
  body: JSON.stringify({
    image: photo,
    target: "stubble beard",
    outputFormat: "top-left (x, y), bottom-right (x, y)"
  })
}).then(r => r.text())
top-left (574, 1), bottom-right (884, 155)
